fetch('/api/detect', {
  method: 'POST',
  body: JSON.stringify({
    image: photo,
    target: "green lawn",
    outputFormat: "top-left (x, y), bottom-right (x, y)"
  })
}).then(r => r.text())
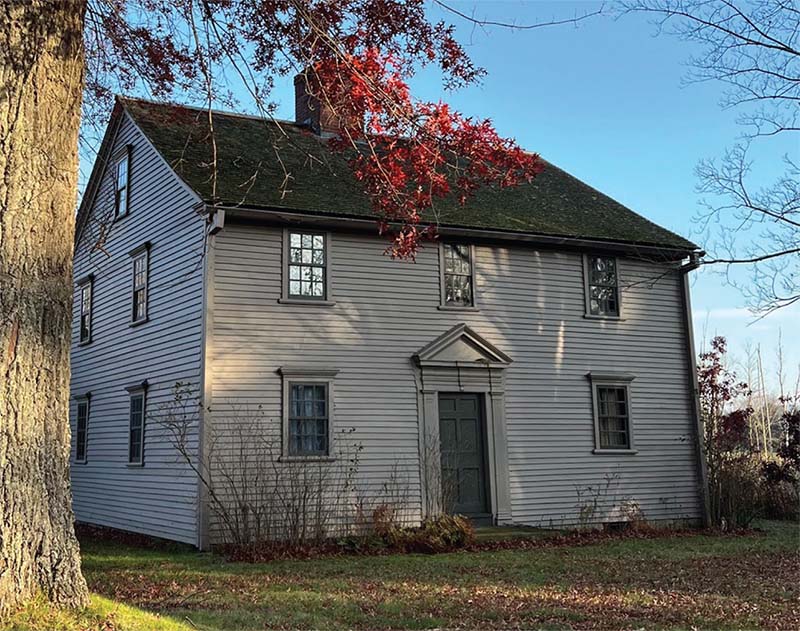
top-left (5, 521), bottom-right (799, 630)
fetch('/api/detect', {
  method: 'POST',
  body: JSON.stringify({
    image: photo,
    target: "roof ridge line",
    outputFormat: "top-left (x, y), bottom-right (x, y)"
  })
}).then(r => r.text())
top-left (117, 95), bottom-right (301, 128)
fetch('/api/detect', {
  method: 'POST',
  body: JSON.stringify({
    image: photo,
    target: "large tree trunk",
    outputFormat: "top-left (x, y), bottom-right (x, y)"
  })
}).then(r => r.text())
top-left (0, 0), bottom-right (89, 615)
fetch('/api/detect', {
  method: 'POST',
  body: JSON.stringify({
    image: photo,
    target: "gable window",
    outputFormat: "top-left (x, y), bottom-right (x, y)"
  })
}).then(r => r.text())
top-left (75, 397), bottom-right (90, 463)
top-left (286, 231), bottom-right (327, 300)
top-left (442, 244), bottom-right (474, 307)
top-left (129, 243), bottom-right (150, 324)
top-left (587, 373), bottom-right (636, 454)
top-left (279, 368), bottom-right (338, 459)
top-left (78, 275), bottom-right (93, 343)
top-left (127, 383), bottom-right (147, 465)
top-left (114, 151), bottom-right (130, 218)
top-left (585, 255), bottom-right (620, 317)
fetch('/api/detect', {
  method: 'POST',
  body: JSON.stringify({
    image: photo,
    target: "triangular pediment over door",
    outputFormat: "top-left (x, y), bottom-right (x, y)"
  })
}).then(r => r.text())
top-left (413, 323), bottom-right (513, 369)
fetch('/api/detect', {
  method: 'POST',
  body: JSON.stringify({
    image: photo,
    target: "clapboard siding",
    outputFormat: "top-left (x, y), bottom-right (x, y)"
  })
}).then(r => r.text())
top-left (210, 223), bottom-right (701, 537)
top-left (70, 113), bottom-right (205, 545)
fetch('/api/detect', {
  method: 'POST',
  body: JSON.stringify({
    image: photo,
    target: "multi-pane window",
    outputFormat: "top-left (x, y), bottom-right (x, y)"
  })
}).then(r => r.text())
top-left (587, 256), bottom-right (619, 316)
top-left (75, 399), bottom-right (89, 462)
top-left (132, 252), bottom-right (148, 322)
top-left (79, 281), bottom-right (92, 343)
top-left (442, 244), bottom-right (473, 306)
top-left (128, 391), bottom-right (145, 464)
top-left (288, 383), bottom-right (329, 456)
top-left (114, 153), bottom-right (129, 218)
top-left (288, 232), bottom-right (326, 299)
top-left (596, 386), bottom-right (631, 449)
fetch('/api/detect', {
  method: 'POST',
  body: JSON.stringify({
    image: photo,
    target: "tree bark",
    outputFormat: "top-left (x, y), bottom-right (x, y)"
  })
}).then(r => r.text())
top-left (0, 0), bottom-right (89, 615)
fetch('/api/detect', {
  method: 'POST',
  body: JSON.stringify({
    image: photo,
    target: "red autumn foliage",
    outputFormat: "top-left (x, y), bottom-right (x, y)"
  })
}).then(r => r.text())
top-left (84, 0), bottom-right (542, 258)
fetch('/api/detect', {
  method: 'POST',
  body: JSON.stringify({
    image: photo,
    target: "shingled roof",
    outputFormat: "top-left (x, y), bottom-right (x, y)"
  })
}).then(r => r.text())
top-left (121, 98), bottom-right (697, 252)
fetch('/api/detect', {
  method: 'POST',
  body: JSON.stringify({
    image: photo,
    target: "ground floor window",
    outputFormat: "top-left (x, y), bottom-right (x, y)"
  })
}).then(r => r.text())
top-left (279, 367), bottom-right (338, 459)
top-left (587, 372), bottom-right (636, 453)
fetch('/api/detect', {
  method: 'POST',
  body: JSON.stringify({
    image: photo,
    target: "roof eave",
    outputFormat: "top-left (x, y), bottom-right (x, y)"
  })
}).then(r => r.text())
top-left (205, 203), bottom-right (700, 261)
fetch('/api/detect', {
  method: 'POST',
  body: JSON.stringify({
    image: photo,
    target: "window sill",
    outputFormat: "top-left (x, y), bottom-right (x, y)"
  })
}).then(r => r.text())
top-left (592, 448), bottom-right (638, 455)
top-left (278, 298), bottom-right (336, 306)
top-left (113, 211), bottom-right (130, 224)
top-left (583, 313), bottom-right (623, 321)
top-left (438, 305), bottom-right (479, 312)
top-left (278, 455), bottom-right (336, 463)
top-left (78, 339), bottom-right (93, 347)
top-left (129, 317), bottom-right (149, 328)
top-left (74, 459), bottom-right (88, 465)
top-left (126, 462), bottom-right (144, 468)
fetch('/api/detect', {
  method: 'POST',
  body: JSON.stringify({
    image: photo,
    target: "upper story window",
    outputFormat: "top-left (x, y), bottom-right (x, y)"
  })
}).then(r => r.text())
top-left (114, 151), bottom-right (130, 219)
top-left (129, 243), bottom-right (150, 324)
top-left (287, 231), bottom-right (327, 300)
top-left (585, 255), bottom-right (620, 317)
top-left (78, 276), bottom-right (93, 343)
top-left (442, 244), bottom-right (474, 307)
top-left (587, 372), bottom-right (636, 454)
top-left (127, 383), bottom-right (147, 465)
top-left (75, 397), bottom-right (89, 463)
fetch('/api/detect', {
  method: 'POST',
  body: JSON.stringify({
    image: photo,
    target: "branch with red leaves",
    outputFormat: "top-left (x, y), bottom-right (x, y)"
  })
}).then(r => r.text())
top-left (84, 0), bottom-right (546, 257)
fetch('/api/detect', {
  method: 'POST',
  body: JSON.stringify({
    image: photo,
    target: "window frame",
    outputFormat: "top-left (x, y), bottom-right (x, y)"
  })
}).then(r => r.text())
top-left (113, 147), bottom-right (131, 219)
top-left (126, 381), bottom-right (148, 466)
top-left (583, 254), bottom-right (622, 319)
top-left (278, 367), bottom-right (338, 460)
top-left (129, 242), bottom-right (151, 325)
top-left (281, 229), bottom-right (333, 304)
top-left (74, 394), bottom-right (90, 464)
top-left (586, 372), bottom-right (637, 454)
top-left (439, 242), bottom-right (478, 310)
top-left (77, 273), bottom-right (94, 345)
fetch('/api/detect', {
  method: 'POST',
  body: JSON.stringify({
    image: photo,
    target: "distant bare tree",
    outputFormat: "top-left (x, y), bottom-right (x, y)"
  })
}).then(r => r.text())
top-left (620, 0), bottom-right (799, 313)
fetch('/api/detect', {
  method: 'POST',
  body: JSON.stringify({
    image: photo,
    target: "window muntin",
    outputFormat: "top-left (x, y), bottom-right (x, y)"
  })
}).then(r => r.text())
top-left (587, 256), bottom-right (619, 317)
top-left (114, 154), bottom-right (129, 218)
top-left (288, 383), bottom-right (329, 456)
top-left (132, 252), bottom-right (148, 322)
top-left (596, 385), bottom-right (631, 449)
top-left (128, 391), bottom-right (145, 464)
top-left (288, 232), bottom-right (326, 299)
top-left (443, 244), bottom-right (473, 306)
top-left (79, 282), bottom-right (92, 343)
top-left (75, 400), bottom-right (89, 462)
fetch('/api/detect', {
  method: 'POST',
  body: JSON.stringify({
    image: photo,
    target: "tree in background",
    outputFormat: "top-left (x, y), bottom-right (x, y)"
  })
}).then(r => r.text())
top-left (1, 0), bottom-right (583, 615)
top-left (697, 336), bottom-right (754, 527)
top-left (621, 0), bottom-right (799, 314)
top-left (698, 335), bottom-right (800, 527)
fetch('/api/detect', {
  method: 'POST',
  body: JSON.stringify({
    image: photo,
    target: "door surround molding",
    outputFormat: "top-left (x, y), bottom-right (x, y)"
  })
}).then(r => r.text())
top-left (413, 324), bottom-right (512, 524)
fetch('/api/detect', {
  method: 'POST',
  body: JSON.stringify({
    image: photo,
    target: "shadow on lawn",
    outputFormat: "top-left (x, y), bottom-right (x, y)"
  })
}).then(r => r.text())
top-left (73, 521), bottom-right (800, 631)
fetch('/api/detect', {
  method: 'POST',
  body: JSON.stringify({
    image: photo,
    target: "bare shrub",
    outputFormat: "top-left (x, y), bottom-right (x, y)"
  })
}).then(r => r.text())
top-left (157, 382), bottom-right (411, 548)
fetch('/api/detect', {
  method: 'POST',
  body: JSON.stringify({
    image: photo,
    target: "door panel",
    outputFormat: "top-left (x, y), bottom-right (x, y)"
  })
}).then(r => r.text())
top-left (438, 393), bottom-right (489, 517)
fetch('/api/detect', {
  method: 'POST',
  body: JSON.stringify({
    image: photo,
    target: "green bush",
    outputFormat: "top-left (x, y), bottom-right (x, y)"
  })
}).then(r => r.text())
top-left (762, 478), bottom-right (799, 520)
top-left (712, 454), bottom-right (764, 529)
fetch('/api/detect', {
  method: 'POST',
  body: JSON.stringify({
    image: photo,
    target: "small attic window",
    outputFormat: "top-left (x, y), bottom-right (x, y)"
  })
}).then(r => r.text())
top-left (114, 149), bottom-right (130, 219)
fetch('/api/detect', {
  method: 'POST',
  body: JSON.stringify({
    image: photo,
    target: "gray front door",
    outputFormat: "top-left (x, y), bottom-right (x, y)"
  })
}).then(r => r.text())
top-left (438, 393), bottom-right (490, 519)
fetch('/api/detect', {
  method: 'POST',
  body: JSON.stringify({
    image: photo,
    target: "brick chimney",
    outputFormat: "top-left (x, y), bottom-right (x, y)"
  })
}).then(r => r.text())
top-left (294, 72), bottom-right (339, 134)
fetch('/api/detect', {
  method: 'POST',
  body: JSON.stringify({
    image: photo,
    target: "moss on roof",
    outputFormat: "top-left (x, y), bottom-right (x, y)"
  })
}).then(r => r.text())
top-left (123, 98), bottom-right (696, 251)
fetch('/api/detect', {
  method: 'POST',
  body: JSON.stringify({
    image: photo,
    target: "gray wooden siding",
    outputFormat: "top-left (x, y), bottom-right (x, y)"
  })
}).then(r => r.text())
top-left (209, 223), bottom-right (701, 537)
top-left (70, 113), bottom-right (205, 545)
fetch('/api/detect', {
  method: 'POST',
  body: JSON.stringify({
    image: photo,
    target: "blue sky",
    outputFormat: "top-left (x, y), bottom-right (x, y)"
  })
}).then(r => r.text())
top-left (81, 1), bottom-right (797, 387)
top-left (390, 0), bottom-right (795, 385)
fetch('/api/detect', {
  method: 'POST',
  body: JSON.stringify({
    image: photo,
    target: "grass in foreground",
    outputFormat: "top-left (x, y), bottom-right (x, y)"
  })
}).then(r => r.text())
top-left (4, 521), bottom-right (799, 630)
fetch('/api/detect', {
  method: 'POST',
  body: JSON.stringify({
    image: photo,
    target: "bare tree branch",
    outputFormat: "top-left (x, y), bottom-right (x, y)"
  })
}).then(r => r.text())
top-left (621, 0), bottom-right (800, 313)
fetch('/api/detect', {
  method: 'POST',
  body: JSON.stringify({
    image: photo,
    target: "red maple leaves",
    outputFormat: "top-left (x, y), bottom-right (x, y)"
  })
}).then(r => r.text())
top-left (315, 48), bottom-right (542, 257)
top-left (87, 0), bottom-right (543, 257)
